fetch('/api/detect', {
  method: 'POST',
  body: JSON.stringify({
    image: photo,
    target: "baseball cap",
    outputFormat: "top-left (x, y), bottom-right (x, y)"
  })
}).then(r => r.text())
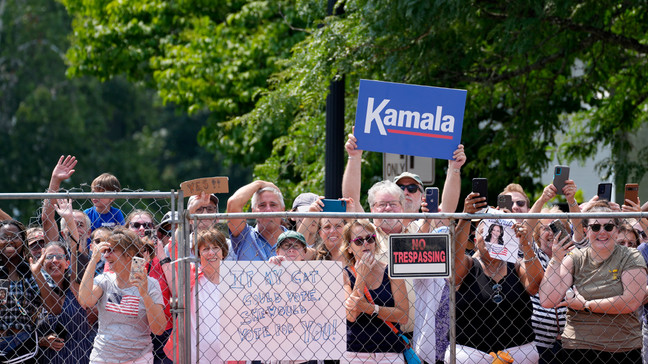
top-left (393, 172), bottom-right (423, 188)
top-left (187, 194), bottom-right (219, 209)
top-left (276, 230), bottom-right (307, 249)
top-left (27, 228), bottom-right (45, 246)
top-left (291, 193), bottom-right (319, 210)
top-left (158, 211), bottom-right (179, 229)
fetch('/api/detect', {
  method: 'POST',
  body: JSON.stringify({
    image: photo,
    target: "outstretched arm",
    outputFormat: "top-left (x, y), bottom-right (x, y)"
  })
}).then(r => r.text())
top-left (43, 156), bottom-right (77, 243)
top-left (341, 130), bottom-right (365, 212)
top-left (439, 144), bottom-right (466, 214)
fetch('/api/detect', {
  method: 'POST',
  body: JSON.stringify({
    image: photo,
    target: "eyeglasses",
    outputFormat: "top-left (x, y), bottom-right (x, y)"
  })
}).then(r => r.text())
top-left (199, 246), bottom-right (222, 254)
top-left (372, 201), bottom-right (401, 210)
top-left (589, 223), bottom-right (616, 232)
top-left (196, 206), bottom-right (218, 214)
top-left (45, 254), bottom-right (67, 261)
top-left (513, 200), bottom-right (526, 207)
top-left (492, 283), bottom-right (503, 304)
top-left (30, 239), bottom-right (45, 246)
top-left (278, 241), bottom-right (305, 251)
top-left (398, 184), bottom-right (421, 193)
top-left (351, 234), bottom-right (376, 246)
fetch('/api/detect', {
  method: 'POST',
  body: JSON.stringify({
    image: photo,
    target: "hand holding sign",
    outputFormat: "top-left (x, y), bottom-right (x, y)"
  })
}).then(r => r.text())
top-left (354, 80), bottom-right (467, 160)
top-left (345, 128), bottom-right (362, 159)
top-left (449, 144), bottom-right (466, 169)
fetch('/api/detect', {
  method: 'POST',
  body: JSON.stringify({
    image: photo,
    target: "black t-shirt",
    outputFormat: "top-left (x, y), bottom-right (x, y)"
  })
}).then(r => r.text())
top-left (456, 258), bottom-right (535, 352)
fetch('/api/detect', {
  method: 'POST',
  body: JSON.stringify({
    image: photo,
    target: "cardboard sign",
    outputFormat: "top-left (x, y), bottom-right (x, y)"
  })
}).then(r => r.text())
top-left (354, 79), bottom-right (467, 160)
top-left (218, 261), bottom-right (346, 361)
top-left (480, 218), bottom-right (519, 263)
top-left (180, 177), bottom-right (229, 196)
top-left (389, 233), bottom-right (450, 278)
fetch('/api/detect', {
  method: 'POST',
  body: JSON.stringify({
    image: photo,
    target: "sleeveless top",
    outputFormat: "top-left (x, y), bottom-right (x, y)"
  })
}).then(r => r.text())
top-left (345, 266), bottom-right (405, 353)
top-left (456, 257), bottom-right (534, 352)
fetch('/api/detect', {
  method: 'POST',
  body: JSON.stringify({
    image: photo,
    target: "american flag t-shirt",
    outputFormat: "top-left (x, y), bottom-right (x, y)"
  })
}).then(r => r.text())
top-left (106, 293), bottom-right (140, 317)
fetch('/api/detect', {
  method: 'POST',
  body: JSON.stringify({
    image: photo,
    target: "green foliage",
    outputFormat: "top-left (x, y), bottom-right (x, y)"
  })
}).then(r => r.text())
top-left (60, 0), bottom-right (648, 207)
top-left (0, 0), bottom-right (251, 220)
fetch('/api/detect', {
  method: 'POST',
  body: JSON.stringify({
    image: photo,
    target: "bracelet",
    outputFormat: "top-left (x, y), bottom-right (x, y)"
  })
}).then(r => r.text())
top-left (452, 168), bottom-right (461, 174)
top-left (69, 234), bottom-right (78, 245)
top-left (568, 200), bottom-right (579, 207)
top-left (583, 301), bottom-right (592, 313)
top-left (160, 257), bottom-right (172, 265)
top-left (523, 255), bottom-right (537, 263)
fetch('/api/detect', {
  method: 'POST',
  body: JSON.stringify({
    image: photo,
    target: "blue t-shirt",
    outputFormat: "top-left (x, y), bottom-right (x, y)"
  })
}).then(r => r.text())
top-left (84, 206), bottom-right (125, 231)
top-left (229, 224), bottom-right (285, 261)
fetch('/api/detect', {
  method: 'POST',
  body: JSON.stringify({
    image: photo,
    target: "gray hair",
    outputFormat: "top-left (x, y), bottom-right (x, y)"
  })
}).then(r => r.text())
top-left (367, 180), bottom-right (405, 208)
top-left (251, 187), bottom-right (285, 210)
top-left (60, 210), bottom-right (91, 232)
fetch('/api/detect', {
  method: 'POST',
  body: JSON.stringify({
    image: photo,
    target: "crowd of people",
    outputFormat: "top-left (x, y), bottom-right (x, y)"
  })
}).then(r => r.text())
top-left (1, 131), bottom-right (648, 364)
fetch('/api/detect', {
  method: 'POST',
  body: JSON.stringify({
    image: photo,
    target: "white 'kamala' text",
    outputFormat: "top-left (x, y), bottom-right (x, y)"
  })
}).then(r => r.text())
top-left (363, 98), bottom-right (455, 135)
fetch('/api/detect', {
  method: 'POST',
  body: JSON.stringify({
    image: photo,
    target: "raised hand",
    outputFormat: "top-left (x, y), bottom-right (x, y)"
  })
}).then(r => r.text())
top-left (51, 155), bottom-right (77, 185)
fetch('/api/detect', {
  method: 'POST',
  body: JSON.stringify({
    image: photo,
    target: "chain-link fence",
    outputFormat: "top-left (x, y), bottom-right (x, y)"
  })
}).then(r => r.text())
top-left (188, 210), bottom-right (648, 364)
top-left (2, 194), bottom-right (648, 364)
top-left (0, 191), bottom-right (184, 364)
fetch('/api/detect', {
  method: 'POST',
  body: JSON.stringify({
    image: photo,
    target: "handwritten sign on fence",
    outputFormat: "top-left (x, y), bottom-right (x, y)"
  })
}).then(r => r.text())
top-left (219, 261), bottom-right (346, 361)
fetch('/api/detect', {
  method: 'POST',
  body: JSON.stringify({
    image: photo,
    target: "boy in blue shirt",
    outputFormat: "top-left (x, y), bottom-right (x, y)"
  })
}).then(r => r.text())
top-left (84, 172), bottom-right (125, 231)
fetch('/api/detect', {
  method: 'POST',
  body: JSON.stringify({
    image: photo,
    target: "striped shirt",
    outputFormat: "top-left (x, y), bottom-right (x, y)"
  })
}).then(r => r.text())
top-left (530, 244), bottom-right (567, 348)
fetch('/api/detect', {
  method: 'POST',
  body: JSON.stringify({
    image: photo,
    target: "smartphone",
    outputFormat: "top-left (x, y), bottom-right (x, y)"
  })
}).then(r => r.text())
top-left (321, 199), bottom-right (346, 212)
top-left (55, 323), bottom-right (69, 341)
top-left (472, 178), bottom-right (488, 202)
top-left (625, 183), bottom-right (639, 205)
top-left (549, 219), bottom-right (570, 240)
top-left (497, 194), bottom-right (513, 211)
top-left (425, 187), bottom-right (439, 213)
top-left (130, 256), bottom-right (147, 281)
top-left (0, 280), bottom-right (8, 306)
top-left (553, 165), bottom-right (570, 195)
top-left (597, 182), bottom-right (613, 202)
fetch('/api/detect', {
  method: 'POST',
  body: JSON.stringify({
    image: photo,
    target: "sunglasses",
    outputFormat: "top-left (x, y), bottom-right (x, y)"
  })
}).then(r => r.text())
top-left (492, 283), bottom-right (503, 304)
top-left (638, 230), bottom-right (647, 239)
top-left (45, 254), bottom-right (67, 261)
top-left (157, 228), bottom-right (172, 238)
top-left (131, 222), bottom-right (154, 230)
top-left (589, 223), bottom-right (616, 232)
top-left (278, 241), bottom-right (305, 251)
top-left (398, 184), bottom-right (421, 193)
top-left (513, 200), bottom-right (526, 207)
top-left (196, 206), bottom-right (218, 214)
top-left (351, 234), bottom-right (376, 246)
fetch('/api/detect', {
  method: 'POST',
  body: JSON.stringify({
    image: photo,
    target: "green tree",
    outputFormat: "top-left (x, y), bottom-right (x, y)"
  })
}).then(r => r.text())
top-left (0, 0), bottom-right (250, 220)
top-left (60, 0), bottom-right (648, 207)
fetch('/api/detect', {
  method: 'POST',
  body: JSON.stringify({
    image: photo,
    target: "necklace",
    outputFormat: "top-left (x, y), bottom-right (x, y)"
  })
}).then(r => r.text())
top-left (481, 258), bottom-right (505, 279)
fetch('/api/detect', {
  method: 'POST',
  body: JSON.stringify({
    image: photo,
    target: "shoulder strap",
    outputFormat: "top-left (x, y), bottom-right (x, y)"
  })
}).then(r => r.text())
top-left (349, 266), bottom-right (399, 335)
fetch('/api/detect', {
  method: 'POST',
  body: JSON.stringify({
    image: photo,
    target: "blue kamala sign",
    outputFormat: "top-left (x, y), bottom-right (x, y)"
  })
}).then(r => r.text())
top-left (354, 79), bottom-right (467, 160)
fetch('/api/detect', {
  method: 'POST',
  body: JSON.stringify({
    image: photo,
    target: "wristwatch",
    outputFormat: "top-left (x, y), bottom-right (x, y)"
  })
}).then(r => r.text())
top-left (160, 257), bottom-right (172, 266)
top-left (373, 304), bottom-right (380, 316)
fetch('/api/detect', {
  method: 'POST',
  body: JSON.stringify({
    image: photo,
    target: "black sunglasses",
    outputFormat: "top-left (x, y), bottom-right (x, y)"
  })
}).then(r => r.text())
top-left (398, 184), bottom-right (421, 193)
top-left (351, 234), bottom-right (376, 246)
top-left (589, 223), bottom-right (616, 232)
top-left (131, 222), bottom-right (154, 230)
top-left (513, 200), bottom-right (526, 207)
top-left (492, 283), bottom-right (503, 304)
